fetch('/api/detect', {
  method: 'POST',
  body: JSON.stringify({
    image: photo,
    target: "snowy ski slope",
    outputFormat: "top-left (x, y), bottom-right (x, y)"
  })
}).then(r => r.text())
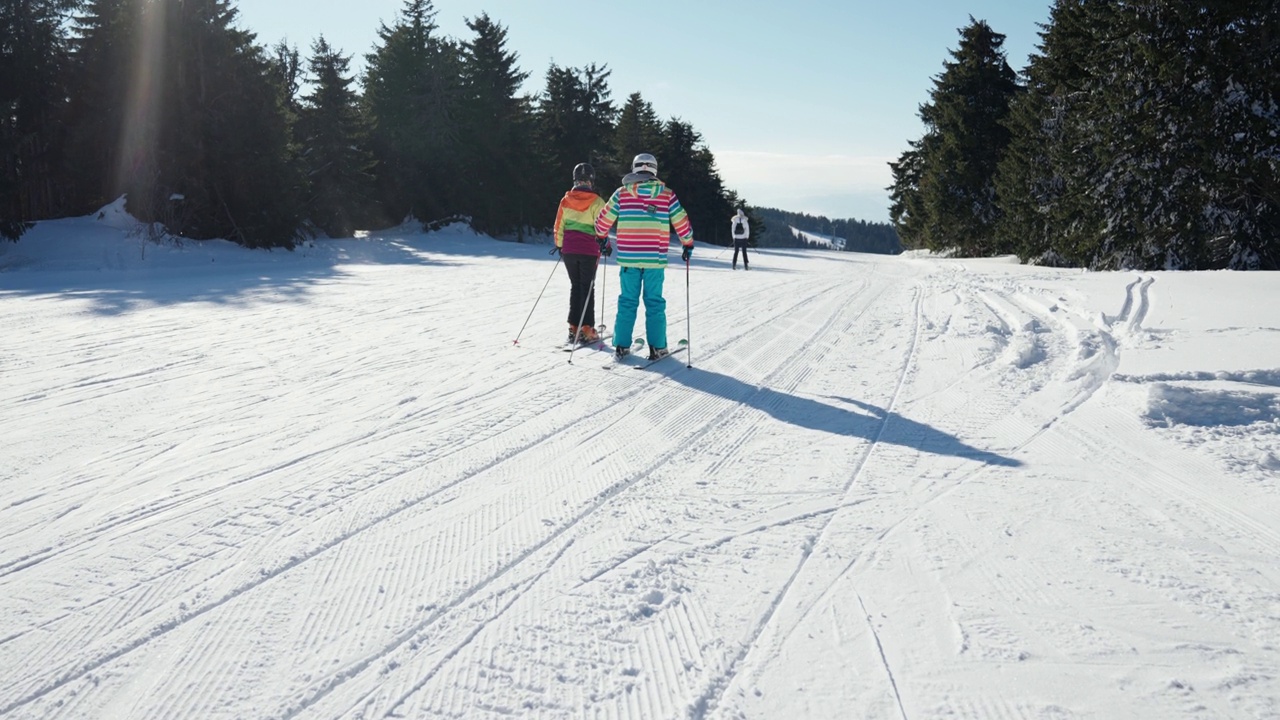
top-left (2, 213), bottom-right (1278, 719)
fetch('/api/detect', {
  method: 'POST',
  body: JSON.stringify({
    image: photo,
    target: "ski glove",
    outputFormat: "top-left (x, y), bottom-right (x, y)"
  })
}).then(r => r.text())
top-left (681, 245), bottom-right (693, 262)
top-left (550, 246), bottom-right (562, 256)
top-left (598, 238), bottom-right (612, 257)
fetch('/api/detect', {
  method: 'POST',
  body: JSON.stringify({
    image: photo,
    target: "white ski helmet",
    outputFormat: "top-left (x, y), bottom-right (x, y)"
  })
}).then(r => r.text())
top-left (632, 153), bottom-right (658, 176)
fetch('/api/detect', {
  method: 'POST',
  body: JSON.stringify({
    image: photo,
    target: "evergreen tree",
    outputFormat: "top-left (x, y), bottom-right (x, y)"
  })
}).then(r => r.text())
top-left (1087, 1), bottom-right (1279, 269)
top-left (888, 137), bottom-right (931, 249)
top-left (612, 92), bottom-right (664, 182)
top-left (1195, 0), bottom-right (1280, 269)
top-left (925, 18), bottom-right (1019, 254)
top-left (536, 63), bottom-right (616, 198)
top-left (148, 0), bottom-right (303, 247)
top-left (298, 36), bottom-right (375, 238)
top-left (656, 119), bottom-right (737, 245)
top-left (756, 207), bottom-right (901, 254)
top-left (1, 0), bottom-right (77, 239)
top-left (994, 0), bottom-right (1115, 266)
top-left (532, 62), bottom-right (616, 221)
top-left (995, 1), bottom-right (1277, 270)
top-left (363, 0), bottom-right (463, 226)
top-left (891, 18), bottom-right (1019, 255)
top-left (458, 13), bottom-right (534, 236)
top-left (64, 0), bottom-right (143, 216)
top-left (270, 40), bottom-right (303, 116)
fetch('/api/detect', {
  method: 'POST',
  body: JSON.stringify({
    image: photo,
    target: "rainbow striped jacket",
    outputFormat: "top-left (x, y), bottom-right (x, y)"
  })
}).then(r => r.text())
top-left (594, 178), bottom-right (694, 268)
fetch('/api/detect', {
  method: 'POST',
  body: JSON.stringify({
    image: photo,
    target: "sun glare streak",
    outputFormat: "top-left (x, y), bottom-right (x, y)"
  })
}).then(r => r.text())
top-left (115, 0), bottom-right (166, 201)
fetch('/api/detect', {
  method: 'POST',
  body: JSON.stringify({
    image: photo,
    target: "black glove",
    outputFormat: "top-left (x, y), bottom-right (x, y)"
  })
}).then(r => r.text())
top-left (681, 245), bottom-right (693, 262)
top-left (550, 246), bottom-right (561, 256)
top-left (598, 238), bottom-right (612, 257)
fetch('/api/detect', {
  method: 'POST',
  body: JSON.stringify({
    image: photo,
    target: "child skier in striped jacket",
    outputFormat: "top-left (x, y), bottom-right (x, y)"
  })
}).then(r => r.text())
top-left (594, 153), bottom-right (694, 360)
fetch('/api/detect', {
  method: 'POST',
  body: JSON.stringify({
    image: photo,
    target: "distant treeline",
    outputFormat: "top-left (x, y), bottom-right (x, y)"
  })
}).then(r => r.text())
top-left (1, 0), bottom-right (746, 248)
top-left (890, 4), bottom-right (1279, 270)
top-left (752, 207), bottom-right (901, 255)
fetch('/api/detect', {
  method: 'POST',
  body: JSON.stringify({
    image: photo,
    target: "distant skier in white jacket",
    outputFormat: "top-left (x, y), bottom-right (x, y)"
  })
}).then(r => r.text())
top-left (731, 208), bottom-right (750, 270)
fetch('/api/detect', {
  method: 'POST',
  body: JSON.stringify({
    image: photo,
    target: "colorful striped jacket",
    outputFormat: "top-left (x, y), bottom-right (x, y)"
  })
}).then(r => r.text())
top-left (594, 178), bottom-right (694, 268)
top-left (554, 188), bottom-right (607, 256)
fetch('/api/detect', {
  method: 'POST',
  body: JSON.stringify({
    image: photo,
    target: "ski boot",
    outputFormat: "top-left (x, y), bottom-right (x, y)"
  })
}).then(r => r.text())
top-left (647, 346), bottom-right (670, 361)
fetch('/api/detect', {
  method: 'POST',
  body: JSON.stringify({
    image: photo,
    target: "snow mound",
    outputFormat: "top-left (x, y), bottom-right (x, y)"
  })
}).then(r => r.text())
top-left (92, 195), bottom-right (144, 231)
top-left (1117, 369), bottom-right (1280, 387)
top-left (1145, 383), bottom-right (1280, 428)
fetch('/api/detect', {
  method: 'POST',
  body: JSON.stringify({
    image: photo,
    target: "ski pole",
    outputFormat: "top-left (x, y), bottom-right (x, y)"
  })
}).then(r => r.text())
top-left (599, 249), bottom-right (608, 334)
top-left (513, 249), bottom-right (563, 346)
top-left (567, 255), bottom-right (603, 365)
top-left (685, 255), bottom-right (693, 369)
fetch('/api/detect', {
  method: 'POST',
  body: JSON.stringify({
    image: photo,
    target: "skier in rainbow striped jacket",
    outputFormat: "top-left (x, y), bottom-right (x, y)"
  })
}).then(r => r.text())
top-left (594, 153), bottom-right (694, 361)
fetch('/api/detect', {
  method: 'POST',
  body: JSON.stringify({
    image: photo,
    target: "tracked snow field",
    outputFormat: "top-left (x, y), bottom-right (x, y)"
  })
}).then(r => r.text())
top-left (2, 218), bottom-right (1279, 719)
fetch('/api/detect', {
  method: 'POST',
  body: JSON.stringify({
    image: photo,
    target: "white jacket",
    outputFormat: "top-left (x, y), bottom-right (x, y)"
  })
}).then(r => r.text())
top-left (731, 211), bottom-right (750, 241)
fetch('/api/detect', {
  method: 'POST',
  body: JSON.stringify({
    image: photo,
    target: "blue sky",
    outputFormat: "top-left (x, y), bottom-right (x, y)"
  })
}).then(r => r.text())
top-left (235, 1), bottom-right (1053, 223)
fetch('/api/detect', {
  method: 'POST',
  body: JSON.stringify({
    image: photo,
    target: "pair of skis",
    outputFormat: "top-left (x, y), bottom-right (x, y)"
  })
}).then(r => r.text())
top-left (558, 331), bottom-right (689, 370)
top-left (602, 338), bottom-right (689, 371)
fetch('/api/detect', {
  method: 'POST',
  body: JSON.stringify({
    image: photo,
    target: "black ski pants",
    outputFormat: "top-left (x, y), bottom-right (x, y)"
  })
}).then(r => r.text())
top-left (563, 252), bottom-right (598, 328)
top-left (732, 241), bottom-right (750, 269)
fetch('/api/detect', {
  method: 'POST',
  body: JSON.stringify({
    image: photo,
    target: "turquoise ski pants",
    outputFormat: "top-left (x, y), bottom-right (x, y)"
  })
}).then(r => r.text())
top-left (614, 266), bottom-right (667, 350)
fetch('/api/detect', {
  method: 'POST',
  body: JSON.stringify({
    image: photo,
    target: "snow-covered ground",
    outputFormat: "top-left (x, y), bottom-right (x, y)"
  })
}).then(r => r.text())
top-left (2, 208), bottom-right (1278, 719)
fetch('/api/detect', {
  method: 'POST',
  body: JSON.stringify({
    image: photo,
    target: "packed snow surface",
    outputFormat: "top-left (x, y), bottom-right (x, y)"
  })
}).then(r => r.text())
top-left (2, 210), bottom-right (1278, 719)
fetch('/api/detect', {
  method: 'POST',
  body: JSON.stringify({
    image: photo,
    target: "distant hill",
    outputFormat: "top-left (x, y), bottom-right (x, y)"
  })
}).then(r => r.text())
top-left (752, 207), bottom-right (901, 255)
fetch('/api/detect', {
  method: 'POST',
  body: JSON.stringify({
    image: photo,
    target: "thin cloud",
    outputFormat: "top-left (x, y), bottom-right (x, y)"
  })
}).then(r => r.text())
top-left (716, 151), bottom-right (895, 219)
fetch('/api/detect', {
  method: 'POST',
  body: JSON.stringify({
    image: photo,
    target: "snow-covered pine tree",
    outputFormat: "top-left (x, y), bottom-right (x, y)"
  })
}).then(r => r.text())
top-left (613, 93), bottom-right (664, 184)
top-left (1080, 1), bottom-right (1278, 269)
top-left (892, 17), bottom-right (1019, 255)
top-left (363, 0), bottom-right (464, 227)
top-left (458, 13), bottom-right (535, 237)
top-left (995, 0), bottom-right (1116, 266)
top-left (536, 62), bottom-right (616, 205)
top-left (1, 0), bottom-right (77, 240)
top-left (299, 37), bottom-right (376, 239)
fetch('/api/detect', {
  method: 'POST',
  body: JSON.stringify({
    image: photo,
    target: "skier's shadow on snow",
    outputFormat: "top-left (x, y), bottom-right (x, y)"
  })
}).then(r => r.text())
top-left (668, 368), bottom-right (1022, 467)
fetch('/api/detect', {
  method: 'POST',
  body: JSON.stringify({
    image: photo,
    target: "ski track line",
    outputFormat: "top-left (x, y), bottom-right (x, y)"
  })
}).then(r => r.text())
top-left (668, 274), bottom-right (888, 481)
top-left (0, 354), bottom-right (580, 582)
top-left (666, 496), bottom-right (875, 559)
top-left (898, 284), bottom-right (998, 406)
top-left (315, 272), bottom-right (888, 719)
top-left (690, 283), bottom-right (925, 720)
top-left (739, 274), bottom-right (1216, 720)
top-left (0, 409), bottom-right (455, 579)
top-left (11, 271), bottom-right (844, 718)
top-left (0, 356), bottom-right (697, 716)
top-left (279, 537), bottom-right (578, 720)
top-left (2, 270), bottom-right (856, 716)
top-left (611, 273), bottom-right (886, 486)
top-left (788, 274), bottom-right (1123, 621)
top-left (856, 592), bottom-right (910, 720)
top-left (324, 273), bottom-right (883, 718)
top-left (1063, 413), bottom-right (1280, 554)
top-left (301, 366), bottom-right (811, 718)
